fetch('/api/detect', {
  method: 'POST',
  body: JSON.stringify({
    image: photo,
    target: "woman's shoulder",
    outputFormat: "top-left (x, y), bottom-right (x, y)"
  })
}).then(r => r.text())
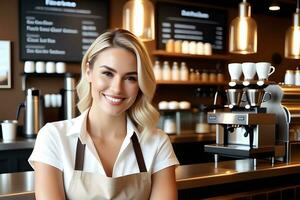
top-left (37, 115), bottom-right (82, 140)
top-left (141, 128), bottom-right (171, 146)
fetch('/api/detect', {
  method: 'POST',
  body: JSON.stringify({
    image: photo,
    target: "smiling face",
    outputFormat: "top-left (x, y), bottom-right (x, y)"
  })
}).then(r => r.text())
top-left (86, 47), bottom-right (139, 117)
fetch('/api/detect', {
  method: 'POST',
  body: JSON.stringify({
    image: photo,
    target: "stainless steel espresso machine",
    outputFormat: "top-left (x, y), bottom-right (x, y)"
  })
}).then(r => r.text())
top-left (205, 81), bottom-right (288, 162)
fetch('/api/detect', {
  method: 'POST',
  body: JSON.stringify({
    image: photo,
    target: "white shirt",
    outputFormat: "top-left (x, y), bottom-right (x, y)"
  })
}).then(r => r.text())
top-left (28, 110), bottom-right (179, 190)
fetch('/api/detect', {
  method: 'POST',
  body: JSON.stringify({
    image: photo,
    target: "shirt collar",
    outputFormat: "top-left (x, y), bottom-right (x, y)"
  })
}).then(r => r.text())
top-left (67, 110), bottom-right (142, 143)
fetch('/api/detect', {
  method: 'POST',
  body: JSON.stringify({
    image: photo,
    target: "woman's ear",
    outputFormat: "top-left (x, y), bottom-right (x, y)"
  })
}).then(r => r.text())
top-left (86, 62), bottom-right (92, 82)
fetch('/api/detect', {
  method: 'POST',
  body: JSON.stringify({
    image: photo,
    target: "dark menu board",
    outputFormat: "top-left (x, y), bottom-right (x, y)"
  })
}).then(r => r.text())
top-left (20, 0), bottom-right (108, 62)
top-left (156, 2), bottom-right (227, 53)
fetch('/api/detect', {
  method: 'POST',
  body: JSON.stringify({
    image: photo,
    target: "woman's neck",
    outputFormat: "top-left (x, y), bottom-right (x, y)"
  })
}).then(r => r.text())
top-left (87, 106), bottom-right (127, 140)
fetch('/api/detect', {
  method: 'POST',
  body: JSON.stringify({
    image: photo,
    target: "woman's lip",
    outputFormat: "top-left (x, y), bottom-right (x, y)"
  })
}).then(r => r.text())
top-left (103, 94), bottom-right (125, 104)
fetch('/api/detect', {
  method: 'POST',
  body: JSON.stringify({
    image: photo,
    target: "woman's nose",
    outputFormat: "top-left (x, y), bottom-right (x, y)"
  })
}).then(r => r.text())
top-left (110, 77), bottom-right (122, 93)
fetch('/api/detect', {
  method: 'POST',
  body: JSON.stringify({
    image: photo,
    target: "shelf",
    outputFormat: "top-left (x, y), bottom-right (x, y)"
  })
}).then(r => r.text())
top-left (156, 80), bottom-right (226, 86)
top-left (21, 72), bottom-right (79, 78)
top-left (21, 72), bottom-right (80, 91)
top-left (152, 50), bottom-right (230, 61)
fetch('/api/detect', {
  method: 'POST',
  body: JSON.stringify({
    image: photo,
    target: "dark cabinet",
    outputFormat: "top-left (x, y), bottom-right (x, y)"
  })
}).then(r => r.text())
top-left (0, 149), bottom-right (33, 173)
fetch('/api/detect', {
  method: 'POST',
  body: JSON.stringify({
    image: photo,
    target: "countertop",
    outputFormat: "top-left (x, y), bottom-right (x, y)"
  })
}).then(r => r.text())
top-left (0, 133), bottom-right (215, 151)
top-left (0, 137), bottom-right (35, 151)
top-left (2, 159), bottom-right (300, 199)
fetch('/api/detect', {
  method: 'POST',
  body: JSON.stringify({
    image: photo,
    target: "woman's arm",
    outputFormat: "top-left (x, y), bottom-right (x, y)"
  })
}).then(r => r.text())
top-left (150, 165), bottom-right (177, 200)
top-left (34, 162), bottom-right (66, 200)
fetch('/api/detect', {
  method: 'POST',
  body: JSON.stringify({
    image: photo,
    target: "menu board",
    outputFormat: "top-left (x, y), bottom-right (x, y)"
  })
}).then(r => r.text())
top-left (156, 2), bottom-right (227, 53)
top-left (20, 0), bottom-right (108, 62)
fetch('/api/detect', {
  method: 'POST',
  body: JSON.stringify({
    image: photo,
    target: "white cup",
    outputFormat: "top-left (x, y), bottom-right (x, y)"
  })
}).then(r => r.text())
top-left (163, 118), bottom-right (176, 134)
top-left (228, 63), bottom-right (242, 81)
top-left (56, 94), bottom-right (62, 107)
top-left (50, 94), bottom-right (58, 107)
top-left (35, 61), bottom-right (46, 73)
top-left (56, 62), bottom-right (66, 74)
top-left (1, 120), bottom-right (17, 141)
top-left (46, 62), bottom-right (56, 73)
top-left (24, 61), bottom-right (35, 73)
top-left (242, 62), bottom-right (256, 80)
top-left (44, 94), bottom-right (51, 108)
top-left (256, 62), bottom-right (275, 80)
top-left (168, 101), bottom-right (179, 110)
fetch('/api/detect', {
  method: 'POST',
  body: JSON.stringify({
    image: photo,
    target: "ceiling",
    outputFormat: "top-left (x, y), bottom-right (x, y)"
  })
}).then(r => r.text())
top-left (172, 0), bottom-right (298, 18)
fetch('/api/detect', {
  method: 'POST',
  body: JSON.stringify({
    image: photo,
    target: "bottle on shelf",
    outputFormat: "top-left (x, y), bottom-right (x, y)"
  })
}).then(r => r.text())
top-left (189, 68), bottom-right (196, 81)
top-left (174, 40), bottom-right (182, 53)
top-left (171, 62), bottom-right (180, 81)
top-left (153, 60), bottom-right (162, 81)
top-left (217, 71), bottom-right (225, 82)
top-left (209, 71), bottom-right (217, 82)
top-left (180, 62), bottom-right (189, 81)
top-left (201, 70), bottom-right (209, 82)
top-left (166, 39), bottom-right (174, 53)
top-left (162, 61), bottom-right (171, 81)
top-left (181, 40), bottom-right (189, 54)
top-left (195, 69), bottom-right (201, 81)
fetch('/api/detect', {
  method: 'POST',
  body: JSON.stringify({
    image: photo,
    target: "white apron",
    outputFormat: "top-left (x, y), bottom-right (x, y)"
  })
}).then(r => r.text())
top-left (66, 133), bottom-right (151, 200)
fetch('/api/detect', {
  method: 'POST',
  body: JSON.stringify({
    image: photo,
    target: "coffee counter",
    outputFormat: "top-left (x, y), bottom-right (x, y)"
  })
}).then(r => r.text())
top-left (2, 159), bottom-right (300, 200)
top-left (0, 133), bottom-right (215, 150)
top-left (0, 137), bottom-right (35, 151)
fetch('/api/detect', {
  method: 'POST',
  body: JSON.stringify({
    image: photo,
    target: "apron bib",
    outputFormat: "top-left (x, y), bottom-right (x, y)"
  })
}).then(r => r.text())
top-left (66, 133), bottom-right (151, 200)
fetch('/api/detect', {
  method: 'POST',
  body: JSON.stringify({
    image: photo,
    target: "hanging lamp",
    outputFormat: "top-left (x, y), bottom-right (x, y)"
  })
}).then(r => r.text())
top-left (122, 0), bottom-right (155, 41)
top-left (284, 0), bottom-right (300, 59)
top-left (269, 1), bottom-right (280, 11)
top-left (229, 0), bottom-right (257, 54)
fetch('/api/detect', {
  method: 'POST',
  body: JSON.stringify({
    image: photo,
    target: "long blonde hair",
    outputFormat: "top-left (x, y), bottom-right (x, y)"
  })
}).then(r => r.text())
top-left (76, 29), bottom-right (159, 133)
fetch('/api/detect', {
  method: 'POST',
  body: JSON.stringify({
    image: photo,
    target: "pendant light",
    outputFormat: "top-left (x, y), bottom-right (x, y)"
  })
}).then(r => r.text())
top-left (284, 0), bottom-right (300, 59)
top-left (123, 0), bottom-right (155, 41)
top-left (269, 1), bottom-right (280, 11)
top-left (229, 0), bottom-right (257, 54)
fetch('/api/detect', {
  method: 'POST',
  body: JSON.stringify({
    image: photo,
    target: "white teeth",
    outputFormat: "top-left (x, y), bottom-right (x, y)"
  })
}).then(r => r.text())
top-left (105, 95), bottom-right (122, 103)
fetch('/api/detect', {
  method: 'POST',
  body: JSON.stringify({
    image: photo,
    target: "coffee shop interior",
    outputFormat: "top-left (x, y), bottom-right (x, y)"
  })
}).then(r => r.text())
top-left (1, 0), bottom-right (300, 199)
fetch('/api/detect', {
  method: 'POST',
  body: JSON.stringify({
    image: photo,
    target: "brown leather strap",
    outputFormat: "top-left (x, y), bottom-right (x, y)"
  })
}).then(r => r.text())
top-left (74, 133), bottom-right (146, 172)
top-left (75, 139), bottom-right (86, 170)
top-left (131, 132), bottom-right (147, 172)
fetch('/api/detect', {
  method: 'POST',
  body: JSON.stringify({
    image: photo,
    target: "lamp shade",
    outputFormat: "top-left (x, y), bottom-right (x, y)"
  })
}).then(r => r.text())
top-left (123, 0), bottom-right (155, 41)
top-left (285, 10), bottom-right (300, 59)
top-left (229, 0), bottom-right (257, 54)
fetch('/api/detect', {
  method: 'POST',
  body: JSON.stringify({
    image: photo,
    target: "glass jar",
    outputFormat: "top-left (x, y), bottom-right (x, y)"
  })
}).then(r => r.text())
top-left (284, 70), bottom-right (295, 85)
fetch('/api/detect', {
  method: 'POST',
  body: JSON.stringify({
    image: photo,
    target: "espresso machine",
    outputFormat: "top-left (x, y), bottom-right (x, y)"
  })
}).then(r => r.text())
top-left (204, 81), bottom-right (287, 162)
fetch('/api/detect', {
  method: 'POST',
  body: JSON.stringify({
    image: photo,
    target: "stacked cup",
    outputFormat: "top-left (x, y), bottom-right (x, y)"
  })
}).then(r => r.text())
top-left (228, 62), bottom-right (275, 82)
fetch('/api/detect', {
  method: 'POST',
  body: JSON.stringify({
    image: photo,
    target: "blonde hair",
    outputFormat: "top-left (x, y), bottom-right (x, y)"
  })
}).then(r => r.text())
top-left (76, 29), bottom-right (159, 133)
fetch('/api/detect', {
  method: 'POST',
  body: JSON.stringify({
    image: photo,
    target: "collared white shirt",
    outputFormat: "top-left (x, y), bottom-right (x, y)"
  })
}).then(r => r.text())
top-left (28, 110), bottom-right (179, 190)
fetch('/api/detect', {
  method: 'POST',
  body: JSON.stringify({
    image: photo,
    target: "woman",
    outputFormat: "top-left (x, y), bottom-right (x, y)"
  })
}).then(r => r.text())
top-left (29, 29), bottom-right (179, 200)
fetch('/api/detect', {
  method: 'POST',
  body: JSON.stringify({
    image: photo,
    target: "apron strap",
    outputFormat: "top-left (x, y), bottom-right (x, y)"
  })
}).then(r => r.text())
top-left (131, 132), bottom-right (147, 172)
top-left (74, 133), bottom-right (147, 172)
top-left (75, 139), bottom-right (86, 170)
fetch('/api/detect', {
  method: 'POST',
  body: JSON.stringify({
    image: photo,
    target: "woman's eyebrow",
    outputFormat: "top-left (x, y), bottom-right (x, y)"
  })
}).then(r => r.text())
top-left (99, 65), bottom-right (137, 75)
